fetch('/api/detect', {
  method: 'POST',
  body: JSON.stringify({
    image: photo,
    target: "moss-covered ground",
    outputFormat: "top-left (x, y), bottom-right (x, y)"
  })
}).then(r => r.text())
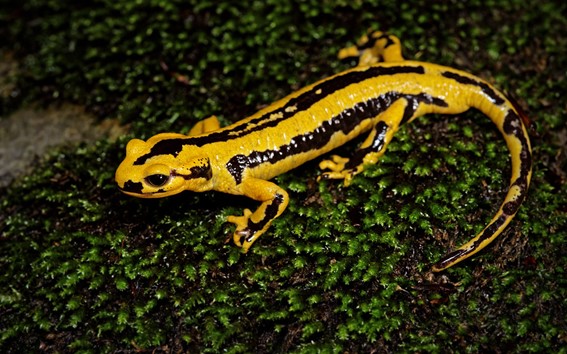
top-left (1, 1), bottom-right (566, 352)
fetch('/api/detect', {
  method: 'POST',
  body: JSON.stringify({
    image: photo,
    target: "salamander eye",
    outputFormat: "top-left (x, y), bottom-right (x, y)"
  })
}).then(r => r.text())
top-left (144, 174), bottom-right (170, 187)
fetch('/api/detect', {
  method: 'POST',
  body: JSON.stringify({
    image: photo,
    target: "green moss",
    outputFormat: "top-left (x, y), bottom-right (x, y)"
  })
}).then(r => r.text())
top-left (2, 0), bottom-right (567, 352)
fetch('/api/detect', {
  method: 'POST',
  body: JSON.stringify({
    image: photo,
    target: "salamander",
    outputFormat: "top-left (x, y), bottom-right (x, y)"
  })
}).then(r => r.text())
top-left (115, 31), bottom-right (532, 271)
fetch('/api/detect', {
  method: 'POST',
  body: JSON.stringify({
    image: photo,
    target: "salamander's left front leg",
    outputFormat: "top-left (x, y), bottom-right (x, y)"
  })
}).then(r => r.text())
top-left (227, 178), bottom-right (289, 252)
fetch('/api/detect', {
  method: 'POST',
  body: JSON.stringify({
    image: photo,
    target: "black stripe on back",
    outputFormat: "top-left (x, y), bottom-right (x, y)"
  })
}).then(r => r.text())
top-left (441, 71), bottom-right (505, 105)
top-left (226, 91), bottom-right (448, 184)
top-left (134, 65), bottom-right (426, 165)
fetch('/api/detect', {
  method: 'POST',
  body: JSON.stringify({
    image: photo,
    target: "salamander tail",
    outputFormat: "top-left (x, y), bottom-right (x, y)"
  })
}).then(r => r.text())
top-left (432, 93), bottom-right (532, 271)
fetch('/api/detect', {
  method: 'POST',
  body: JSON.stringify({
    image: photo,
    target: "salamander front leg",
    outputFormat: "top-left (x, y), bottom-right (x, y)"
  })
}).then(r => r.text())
top-left (226, 178), bottom-right (289, 252)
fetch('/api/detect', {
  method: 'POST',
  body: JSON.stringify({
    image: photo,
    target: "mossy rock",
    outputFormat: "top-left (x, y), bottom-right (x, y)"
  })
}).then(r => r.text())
top-left (1, 1), bottom-right (566, 352)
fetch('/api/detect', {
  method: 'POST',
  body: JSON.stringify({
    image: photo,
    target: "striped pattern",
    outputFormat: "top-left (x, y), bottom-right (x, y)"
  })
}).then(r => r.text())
top-left (116, 42), bottom-right (532, 271)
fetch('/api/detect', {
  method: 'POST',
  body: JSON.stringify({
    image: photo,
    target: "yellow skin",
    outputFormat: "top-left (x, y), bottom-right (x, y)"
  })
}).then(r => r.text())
top-left (116, 31), bottom-right (532, 271)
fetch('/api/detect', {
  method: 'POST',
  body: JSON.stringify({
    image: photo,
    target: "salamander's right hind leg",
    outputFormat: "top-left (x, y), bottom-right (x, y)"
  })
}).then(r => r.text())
top-left (319, 100), bottom-right (406, 186)
top-left (318, 120), bottom-right (395, 186)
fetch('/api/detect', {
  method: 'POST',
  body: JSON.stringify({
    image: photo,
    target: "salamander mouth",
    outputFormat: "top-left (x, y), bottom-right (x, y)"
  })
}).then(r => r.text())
top-left (118, 178), bottom-right (187, 198)
top-left (118, 180), bottom-right (168, 197)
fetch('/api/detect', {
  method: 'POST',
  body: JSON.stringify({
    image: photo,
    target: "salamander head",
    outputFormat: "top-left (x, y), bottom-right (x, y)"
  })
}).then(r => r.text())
top-left (115, 134), bottom-right (213, 198)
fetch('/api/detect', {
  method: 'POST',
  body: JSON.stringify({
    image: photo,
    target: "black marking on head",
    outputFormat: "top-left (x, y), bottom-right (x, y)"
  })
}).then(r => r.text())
top-left (172, 159), bottom-right (212, 181)
top-left (441, 71), bottom-right (505, 106)
top-left (122, 180), bottom-right (144, 193)
top-left (134, 65), bottom-right (427, 165)
top-left (226, 91), bottom-right (448, 184)
top-left (189, 159), bottom-right (212, 180)
top-left (134, 140), bottom-right (185, 165)
top-left (226, 155), bottom-right (250, 185)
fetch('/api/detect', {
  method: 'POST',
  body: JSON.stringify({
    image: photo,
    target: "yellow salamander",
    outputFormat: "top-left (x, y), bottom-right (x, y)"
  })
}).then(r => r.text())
top-left (115, 31), bottom-right (532, 271)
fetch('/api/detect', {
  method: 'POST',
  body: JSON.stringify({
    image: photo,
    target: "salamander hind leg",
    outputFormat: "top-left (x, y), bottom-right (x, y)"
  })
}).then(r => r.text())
top-left (319, 99), bottom-right (407, 186)
top-left (339, 30), bottom-right (405, 66)
top-left (227, 178), bottom-right (289, 252)
top-left (319, 120), bottom-right (398, 186)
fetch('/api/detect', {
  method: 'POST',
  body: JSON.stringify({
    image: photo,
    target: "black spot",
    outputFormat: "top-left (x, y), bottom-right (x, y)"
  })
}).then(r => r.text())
top-left (503, 110), bottom-right (532, 178)
top-left (400, 93), bottom-right (448, 124)
top-left (476, 214), bottom-right (509, 244)
top-left (502, 200), bottom-right (522, 216)
top-left (189, 159), bottom-right (212, 180)
top-left (122, 180), bottom-right (143, 193)
top-left (171, 159), bottom-right (213, 181)
top-left (225, 155), bottom-right (250, 185)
